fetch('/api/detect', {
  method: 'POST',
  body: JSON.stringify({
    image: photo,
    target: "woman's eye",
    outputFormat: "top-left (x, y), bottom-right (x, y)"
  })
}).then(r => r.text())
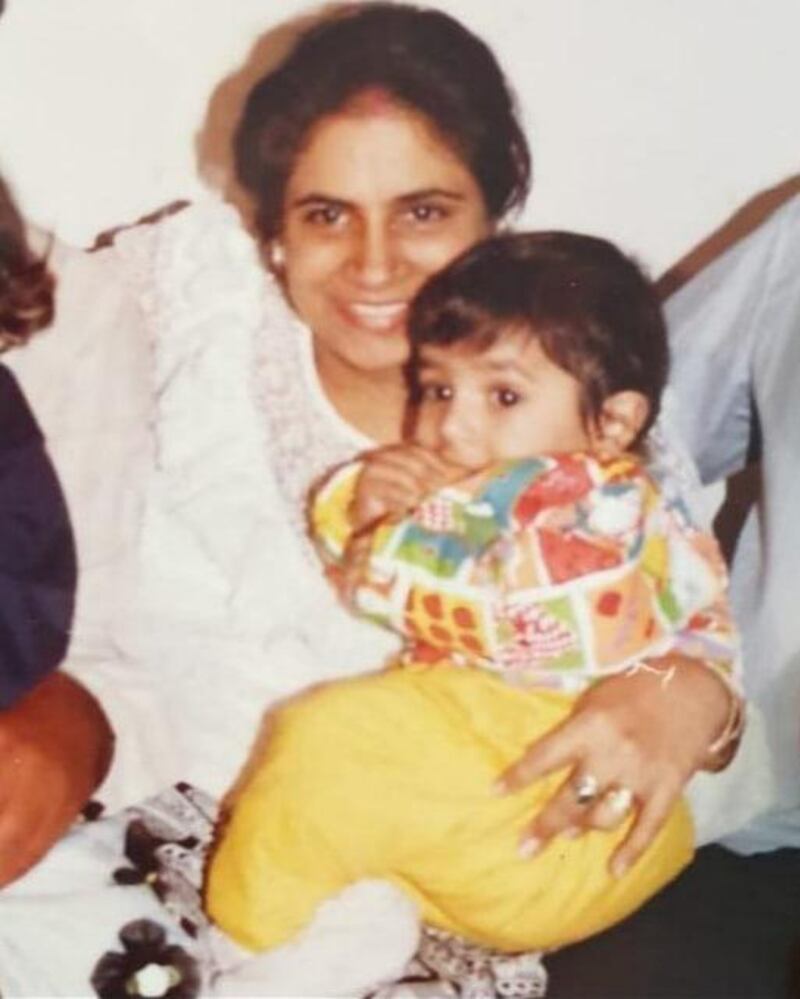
top-left (406, 202), bottom-right (448, 225)
top-left (493, 387), bottom-right (521, 408)
top-left (303, 204), bottom-right (346, 227)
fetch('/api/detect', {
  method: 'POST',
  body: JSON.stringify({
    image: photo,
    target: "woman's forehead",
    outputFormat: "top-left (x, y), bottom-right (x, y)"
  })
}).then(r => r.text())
top-left (284, 104), bottom-right (480, 206)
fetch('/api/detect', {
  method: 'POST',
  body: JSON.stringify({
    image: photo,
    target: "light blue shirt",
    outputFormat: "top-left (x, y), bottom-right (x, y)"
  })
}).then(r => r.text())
top-left (666, 193), bottom-right (800, 853)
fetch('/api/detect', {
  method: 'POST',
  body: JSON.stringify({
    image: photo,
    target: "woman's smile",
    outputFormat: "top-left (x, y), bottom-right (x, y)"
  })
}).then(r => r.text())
top-left (336, 299), bottom-right (409, 334)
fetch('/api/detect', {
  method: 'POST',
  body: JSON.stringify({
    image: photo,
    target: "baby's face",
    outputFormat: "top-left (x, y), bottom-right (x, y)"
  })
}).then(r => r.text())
top-left (413, 331), bottom-right (591, 471)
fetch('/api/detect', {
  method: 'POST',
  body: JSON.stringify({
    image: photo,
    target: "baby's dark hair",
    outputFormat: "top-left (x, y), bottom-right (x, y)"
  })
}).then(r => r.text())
top-left (408, 231), bottom-right (668, 446)
top-left (235, 2), bottom-right (530, 240)
top-left (0, 175), bottom-right (55, 351)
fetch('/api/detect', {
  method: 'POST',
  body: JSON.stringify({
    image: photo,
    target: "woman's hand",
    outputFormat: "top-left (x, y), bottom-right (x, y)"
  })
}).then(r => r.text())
top-left (496, 655), bottom-right (735, 877)
top-left (0, 671), bottom-right (113, 886)
top-left (352, 444), bottom-right (464, 530)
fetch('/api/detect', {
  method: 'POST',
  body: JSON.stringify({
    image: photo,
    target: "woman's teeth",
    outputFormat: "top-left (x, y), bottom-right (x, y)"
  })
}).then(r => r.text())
top-left (348, 302), bottom-right (407, 330)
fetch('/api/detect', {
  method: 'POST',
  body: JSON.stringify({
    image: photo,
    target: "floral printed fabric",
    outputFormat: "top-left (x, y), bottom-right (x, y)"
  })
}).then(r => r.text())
top-left (5, 784), bottom-right (547, 998)
top-left (312, 452), bottom-right (737, 692)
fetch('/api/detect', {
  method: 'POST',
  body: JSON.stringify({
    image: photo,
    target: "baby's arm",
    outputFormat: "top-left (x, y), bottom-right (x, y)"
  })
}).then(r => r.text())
top-left (647, 492), bottom-right (744, 767)
top-left (478, 458), bottom-right (744, 762)
top-left (310, 445), bottom-right (464, 591)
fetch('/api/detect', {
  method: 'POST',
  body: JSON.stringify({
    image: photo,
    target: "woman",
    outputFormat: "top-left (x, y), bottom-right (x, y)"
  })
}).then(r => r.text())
top-left (222, 1), bottom-right (730, 867)
top-left (0, 5), bottom-right (746, 996)
top-left (217, 0), bottom-right (740, 874)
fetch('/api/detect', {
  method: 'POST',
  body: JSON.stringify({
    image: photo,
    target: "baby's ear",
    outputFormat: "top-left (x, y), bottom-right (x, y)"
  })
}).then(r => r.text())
top-left (590, 391), bottom-right (650, 459)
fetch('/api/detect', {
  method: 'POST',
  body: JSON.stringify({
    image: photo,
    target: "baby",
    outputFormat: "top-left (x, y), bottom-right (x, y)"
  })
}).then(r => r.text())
top-left (208, 232), bottom-right (740, 983)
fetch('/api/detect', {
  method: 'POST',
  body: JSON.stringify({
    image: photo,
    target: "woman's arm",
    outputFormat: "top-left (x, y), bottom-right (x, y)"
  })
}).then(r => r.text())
top-left (497, 655), bottom-right (735, 876)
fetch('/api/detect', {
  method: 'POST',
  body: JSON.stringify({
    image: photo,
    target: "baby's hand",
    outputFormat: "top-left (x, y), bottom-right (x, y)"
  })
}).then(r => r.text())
top-left (352, 443), bottom-right (464, 531)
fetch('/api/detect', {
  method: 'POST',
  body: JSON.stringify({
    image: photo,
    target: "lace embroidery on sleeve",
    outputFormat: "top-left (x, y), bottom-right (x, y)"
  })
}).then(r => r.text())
top-left (140, 197), bottom-right (362, 567)
top-left (251, 274), bottom-right (368, 557)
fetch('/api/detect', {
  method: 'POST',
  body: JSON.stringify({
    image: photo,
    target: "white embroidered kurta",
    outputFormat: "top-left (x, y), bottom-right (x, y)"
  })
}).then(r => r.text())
top-left (102, 200), bottom-right (403, 806)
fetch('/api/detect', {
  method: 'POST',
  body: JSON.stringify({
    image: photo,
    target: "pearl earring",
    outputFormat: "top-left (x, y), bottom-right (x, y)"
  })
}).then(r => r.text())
top-left (268, 241), bottom-right (286, 271)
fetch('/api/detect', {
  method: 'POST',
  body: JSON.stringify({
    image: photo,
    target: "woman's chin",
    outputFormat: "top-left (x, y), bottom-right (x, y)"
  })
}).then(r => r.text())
top-left (344, 333), bottom-right (411, 376)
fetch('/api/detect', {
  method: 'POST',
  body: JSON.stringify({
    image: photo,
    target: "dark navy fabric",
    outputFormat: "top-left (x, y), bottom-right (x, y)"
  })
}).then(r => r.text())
top-left (0, 363), bottom-right (76, 707)
top-left (548, 844), bottom-right (800, 999)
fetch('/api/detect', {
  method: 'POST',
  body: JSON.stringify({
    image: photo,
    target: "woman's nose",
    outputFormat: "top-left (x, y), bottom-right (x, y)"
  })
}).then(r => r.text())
top-left (348, 220), bottom-right (398, 286)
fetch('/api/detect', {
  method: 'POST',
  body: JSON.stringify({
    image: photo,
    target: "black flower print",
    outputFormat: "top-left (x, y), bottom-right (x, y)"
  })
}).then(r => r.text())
top-left (113, 818), bottom-right (200, 888)
top-left (90, 919), bottom-right (201, 999)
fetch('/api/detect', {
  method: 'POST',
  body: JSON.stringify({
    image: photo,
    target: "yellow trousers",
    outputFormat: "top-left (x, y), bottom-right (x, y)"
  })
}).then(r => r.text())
top-left (207, 664), bottom-right (694, 953)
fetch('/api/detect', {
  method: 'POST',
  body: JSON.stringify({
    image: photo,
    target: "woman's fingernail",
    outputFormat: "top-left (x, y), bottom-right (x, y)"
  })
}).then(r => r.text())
top-left (561, 826), bottom-right (581, 840)
top-left (519, 836), bottom-right (541, 859)
top-left (492, 779), bottom-right (507, 796)
top-left (611, 857), bottom-right (628, 878)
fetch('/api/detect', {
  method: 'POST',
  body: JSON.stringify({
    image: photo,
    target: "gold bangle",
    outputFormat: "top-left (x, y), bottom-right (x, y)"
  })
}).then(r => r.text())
top-left (703, 667), bottom-right (746, 769)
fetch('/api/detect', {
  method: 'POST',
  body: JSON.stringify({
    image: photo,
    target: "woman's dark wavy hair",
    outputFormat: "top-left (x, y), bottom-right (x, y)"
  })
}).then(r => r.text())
top-left (235, 2), bottom-right (531, 240)
top-left (408, 231), bottom-right (669, 447)
top-left (0, 175), bottom-right (55, 351)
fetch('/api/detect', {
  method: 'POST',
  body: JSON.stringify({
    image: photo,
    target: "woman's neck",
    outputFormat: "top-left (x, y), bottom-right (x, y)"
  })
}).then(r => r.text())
top-left (313, 345), bottom-right (407, 445)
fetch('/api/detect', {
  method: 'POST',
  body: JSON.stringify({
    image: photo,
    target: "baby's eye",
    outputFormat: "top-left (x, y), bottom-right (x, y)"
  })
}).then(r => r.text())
top-left (419, 382), bottom-right (453, 402)
top-left (492, 387), bottom-right (522, 408)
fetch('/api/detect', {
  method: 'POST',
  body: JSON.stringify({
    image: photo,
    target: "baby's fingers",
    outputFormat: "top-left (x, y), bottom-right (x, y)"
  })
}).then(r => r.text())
top-left (354, 467), bottom-right (425, 525)
top-left (354, 480), bottom-right (418, 525)
top-left (355, 446), bottom-right (465, 525)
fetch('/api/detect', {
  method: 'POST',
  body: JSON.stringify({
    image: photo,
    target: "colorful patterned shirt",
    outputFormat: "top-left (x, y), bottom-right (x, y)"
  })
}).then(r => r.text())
top-left (311, 452), bottom-right (737, 693)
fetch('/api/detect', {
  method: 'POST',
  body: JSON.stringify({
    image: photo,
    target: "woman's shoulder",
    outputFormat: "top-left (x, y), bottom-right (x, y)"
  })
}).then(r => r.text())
top-left (117, 197), bottom-right (288, 389)
top-left (94, 197), bottom-right (281, 328)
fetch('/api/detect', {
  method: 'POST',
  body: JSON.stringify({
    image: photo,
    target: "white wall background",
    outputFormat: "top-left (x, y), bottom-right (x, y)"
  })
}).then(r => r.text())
top-left (0, 0), bottom-right (797, 274)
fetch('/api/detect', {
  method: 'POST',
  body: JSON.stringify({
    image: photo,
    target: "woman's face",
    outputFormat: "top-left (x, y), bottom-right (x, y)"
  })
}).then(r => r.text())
top-left (279, 101), bottom-right (491, 382)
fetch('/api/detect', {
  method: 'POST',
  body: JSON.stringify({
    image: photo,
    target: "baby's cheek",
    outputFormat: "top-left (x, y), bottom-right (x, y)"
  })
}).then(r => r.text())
top-left (412, 407), bottom-right (439, 449)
